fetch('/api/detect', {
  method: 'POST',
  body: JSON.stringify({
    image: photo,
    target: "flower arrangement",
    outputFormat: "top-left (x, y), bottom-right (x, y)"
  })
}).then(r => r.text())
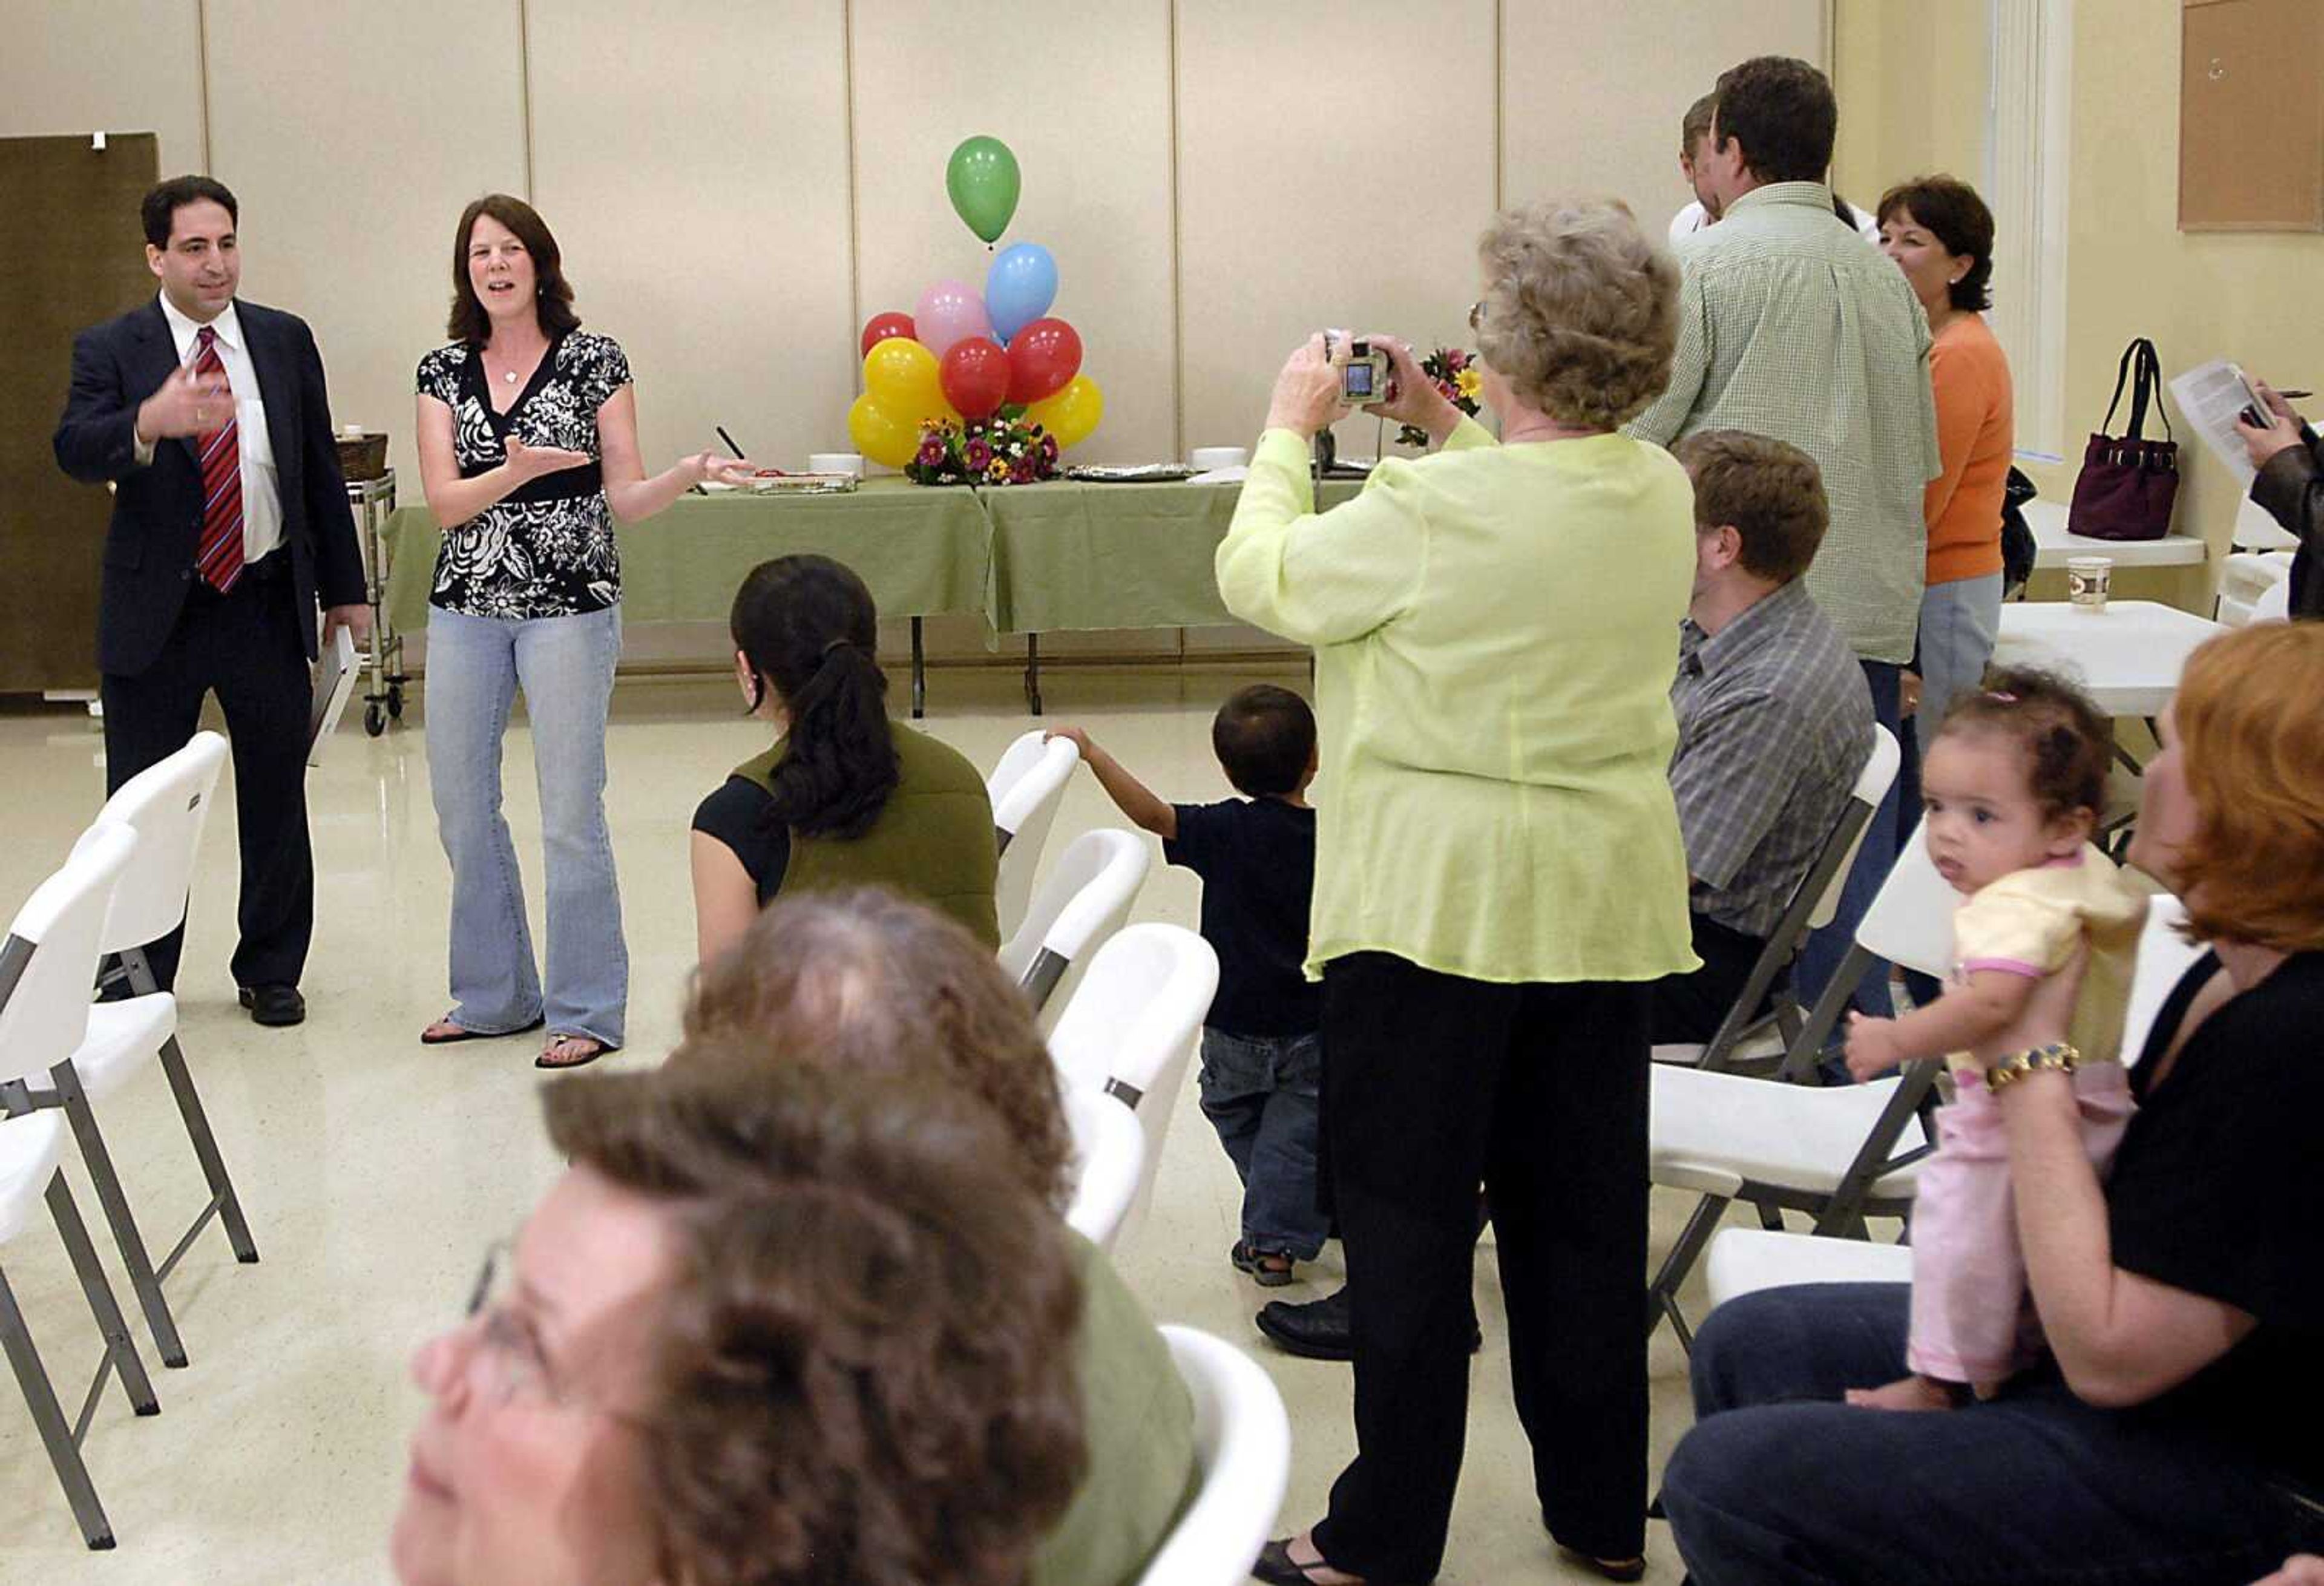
top-left (1394, 348), bottom-right (1483, 449)
top-left (905, 410), bottom-right (1062, 487)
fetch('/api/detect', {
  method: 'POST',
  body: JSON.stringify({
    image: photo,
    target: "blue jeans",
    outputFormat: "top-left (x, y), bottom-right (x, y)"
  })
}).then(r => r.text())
top-left (1795, 660), bottom-right (1902, 1045)
top-left (425, 604), bottom-right (627, 1047)
top-left (1912, 571), bottom-right (2004, 755)
top-left (1196, 1026), bottom-right (1327, 1260)
top-left (1662, 1283), bottom-right (2324, 1585)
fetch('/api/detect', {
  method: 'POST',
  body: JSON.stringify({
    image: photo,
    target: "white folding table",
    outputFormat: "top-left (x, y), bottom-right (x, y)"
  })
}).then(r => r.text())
top-left (1992, 599), bottom-right (2224, 718)
top-left (2023, 500), bottom-right (2207, 569)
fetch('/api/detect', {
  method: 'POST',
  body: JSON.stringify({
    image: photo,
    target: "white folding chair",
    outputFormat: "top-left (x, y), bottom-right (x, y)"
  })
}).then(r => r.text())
top-left (1062, 1086), bottom-right (1146, 1253)
top-left (53, 734), bottom-right (255, 1371)
top-left (986, 731), bottom-right (1080, 939)
top-left (1657, 725), bottom-right (1901, 1073)
top-left (0, 824), bottom-right (162, 1550)
top-left (999, 828), bottom-right (1152, 1015)
top-left (1049, 924), bottom-right (1219, 1248)
top-left (1135, 1327), bottom-right (1292, 1586)
top-left (1703, 893), bottom-right (2207, 1317)
top-left (1647, 835), bottom-right (1957, 1346)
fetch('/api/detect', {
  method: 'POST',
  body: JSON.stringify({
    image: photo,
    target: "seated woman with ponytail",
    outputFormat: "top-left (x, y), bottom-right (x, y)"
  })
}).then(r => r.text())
top-left (689, 554), bottom-right (1000, 965)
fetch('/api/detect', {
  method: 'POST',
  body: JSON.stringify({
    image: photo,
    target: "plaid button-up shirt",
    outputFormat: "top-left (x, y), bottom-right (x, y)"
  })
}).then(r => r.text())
top-left (1632, 182), bottom-right (1943, 664)
top-left (1670, 580), bottom-right (1875, 940)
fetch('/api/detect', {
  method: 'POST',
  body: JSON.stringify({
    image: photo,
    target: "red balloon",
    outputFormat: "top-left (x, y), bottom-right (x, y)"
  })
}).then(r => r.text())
top-left (939, 336), bottom-right (1011, 421)
top-left (1006, 318), bottom-right (1083, 407)
top-left (860, 312), bottom-right (917, 357)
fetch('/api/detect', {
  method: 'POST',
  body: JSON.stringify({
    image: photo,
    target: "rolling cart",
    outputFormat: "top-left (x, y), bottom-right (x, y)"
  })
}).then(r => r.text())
top-left (346, 470), bottom-right (409, 735)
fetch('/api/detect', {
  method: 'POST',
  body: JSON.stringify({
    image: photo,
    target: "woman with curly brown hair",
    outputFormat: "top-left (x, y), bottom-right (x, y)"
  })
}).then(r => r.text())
top-left (390, 1057), bottom-right (1086, 1586)
top-left (677, 887), bottom-right (1198, 1586)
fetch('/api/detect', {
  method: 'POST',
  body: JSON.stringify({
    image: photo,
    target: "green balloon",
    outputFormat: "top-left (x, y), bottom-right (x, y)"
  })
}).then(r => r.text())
top-left (946, 136), bottom-right (1021, 246)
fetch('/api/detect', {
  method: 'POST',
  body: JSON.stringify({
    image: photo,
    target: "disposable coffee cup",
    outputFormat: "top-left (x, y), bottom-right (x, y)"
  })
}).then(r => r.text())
top-left (1189, 446), bottom-right (1249, 470)
top-left (809, 451), bottom-right (864, 477)
top-left (2067, 555), bottom-right (2113, 612)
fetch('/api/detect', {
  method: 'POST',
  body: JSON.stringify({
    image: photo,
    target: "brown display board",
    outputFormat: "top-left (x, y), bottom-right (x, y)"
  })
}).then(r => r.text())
top-left (0, 133), bottom-right (160, 694)
top-left (2180, 0), bottom-right (2324, 232)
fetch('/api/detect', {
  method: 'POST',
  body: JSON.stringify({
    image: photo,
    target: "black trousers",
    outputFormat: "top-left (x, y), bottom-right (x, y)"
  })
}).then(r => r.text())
top-left (1648, 912), bottom-right (1774, 1045)
top-left (1308, 953), bottom-right (1652, 1581)
top-left (99, 559), bottom-right (313, 992)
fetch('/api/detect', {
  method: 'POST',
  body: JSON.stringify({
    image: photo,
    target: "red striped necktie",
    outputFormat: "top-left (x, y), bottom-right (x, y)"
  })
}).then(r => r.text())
top-left (192, 325), bottom-right (245, 593)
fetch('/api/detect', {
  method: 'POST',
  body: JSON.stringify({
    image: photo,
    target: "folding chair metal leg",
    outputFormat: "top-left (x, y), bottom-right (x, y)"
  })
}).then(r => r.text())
top-left (45, 1168), bottom-right (159, 1418)
top-left (51, 1062), bottom-right (186, 1369)
top-left (155, 1035), bottom-right (258, 1265)
top-left (1646, 1191), bottom-right (1728, 1346)
top-left (0, 1261), bottom-right (116, 1549)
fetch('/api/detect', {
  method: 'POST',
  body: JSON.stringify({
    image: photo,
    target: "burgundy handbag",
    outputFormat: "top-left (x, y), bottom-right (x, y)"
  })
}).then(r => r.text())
top-left (2068, 338), bottom-right (2178, 542)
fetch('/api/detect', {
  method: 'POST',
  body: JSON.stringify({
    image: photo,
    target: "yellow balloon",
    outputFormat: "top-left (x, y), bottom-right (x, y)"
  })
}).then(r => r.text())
top-left (849, 394), bottom-right (922, 470)
top-left (1029, 375), bottom-right (1104, 450)
top-left (862, 338), bottom-right (946, 425)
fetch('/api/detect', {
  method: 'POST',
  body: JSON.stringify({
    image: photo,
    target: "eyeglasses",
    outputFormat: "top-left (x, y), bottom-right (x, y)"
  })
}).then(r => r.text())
top-left (457, 1240), bottom-right (646, 1428)
top-left (1468, 300), bottom-right (1486, 333)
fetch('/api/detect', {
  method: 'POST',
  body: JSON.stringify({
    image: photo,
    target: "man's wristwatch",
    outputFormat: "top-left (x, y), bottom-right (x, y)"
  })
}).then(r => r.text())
top-left (1986, 1041), bottom-right (2079, 1092)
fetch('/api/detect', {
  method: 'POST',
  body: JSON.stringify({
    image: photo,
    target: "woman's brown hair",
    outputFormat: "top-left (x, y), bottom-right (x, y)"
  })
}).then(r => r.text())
top-left (681, 888), bottom-right (1075, 1210)
top-left (2171, 623), bottom-right (2324, 952)
top-left (447, 192), bottom-right (580, 344)
top-left (544, 1057), bottom-right (1087, 1586)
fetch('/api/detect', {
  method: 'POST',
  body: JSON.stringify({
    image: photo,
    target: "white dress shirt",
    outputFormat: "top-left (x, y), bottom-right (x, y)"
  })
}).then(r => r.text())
top-left (146, 293), bottom-right (284, 564)
top-left (1669, 197), bottom-right (1882, 246)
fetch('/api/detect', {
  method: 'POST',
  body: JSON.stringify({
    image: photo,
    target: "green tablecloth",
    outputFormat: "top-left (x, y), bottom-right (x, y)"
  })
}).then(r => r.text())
top-left (381, 473), bottom-right (1364, 638)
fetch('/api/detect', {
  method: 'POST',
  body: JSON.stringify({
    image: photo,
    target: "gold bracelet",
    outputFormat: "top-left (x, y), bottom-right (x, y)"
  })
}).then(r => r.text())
top-left (1985, 1042), bottom-right (2080, 1092)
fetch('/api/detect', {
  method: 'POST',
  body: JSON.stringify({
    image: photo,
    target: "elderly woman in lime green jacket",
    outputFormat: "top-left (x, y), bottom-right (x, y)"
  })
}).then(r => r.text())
top-left (1225, 200), bottom-right (1698, 1586)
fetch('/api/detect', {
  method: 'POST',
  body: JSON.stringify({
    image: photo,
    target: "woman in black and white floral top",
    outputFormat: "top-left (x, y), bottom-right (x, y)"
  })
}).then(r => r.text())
top-left (413, 193), bottom-right (748, 1069)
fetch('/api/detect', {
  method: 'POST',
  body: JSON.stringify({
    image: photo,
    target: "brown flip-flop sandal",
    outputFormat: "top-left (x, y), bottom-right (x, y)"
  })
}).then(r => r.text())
top-left (534, 1032), bottom-right (612, 1070)
top-left (421, 1015), bottom-right (544, 1046)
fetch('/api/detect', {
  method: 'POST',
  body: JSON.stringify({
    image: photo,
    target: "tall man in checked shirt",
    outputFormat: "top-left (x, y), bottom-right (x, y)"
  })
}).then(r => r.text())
top-left (1654, 433), bottom-right (1874, 1042)
top-left (1630, 54), bottom-right (1940, 1029)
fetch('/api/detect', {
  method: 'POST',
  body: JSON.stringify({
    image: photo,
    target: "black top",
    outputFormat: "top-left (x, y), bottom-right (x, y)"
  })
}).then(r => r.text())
top-left (2249, 426), bottom-right (2321, 620)
top-left (1164, 798), bottom-right (1319, 1038)
top-left (415, 332), bottom-right (631, 619)
top-left (2106, 949), bottom-right (2324, 1487)
top-left (692, 776), bottom-right (789, 903)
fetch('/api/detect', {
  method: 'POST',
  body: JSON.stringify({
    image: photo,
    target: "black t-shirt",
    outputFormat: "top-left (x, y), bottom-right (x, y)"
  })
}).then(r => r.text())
top-left (692, 776), bottom-right (789, 904)
top-left (1163, 798), bottom-right (1318, 1038)
top-left (2106, 949), bottom-right (2324, 1487)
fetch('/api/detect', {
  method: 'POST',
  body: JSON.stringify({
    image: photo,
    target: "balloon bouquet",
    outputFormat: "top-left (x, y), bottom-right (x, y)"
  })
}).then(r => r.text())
top-left (848, 136), bottom-right (1105, 484)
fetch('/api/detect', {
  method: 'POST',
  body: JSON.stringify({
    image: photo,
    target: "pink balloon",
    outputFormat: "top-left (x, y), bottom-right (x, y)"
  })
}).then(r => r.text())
top-left (913, 280), bottom-right (993, 360)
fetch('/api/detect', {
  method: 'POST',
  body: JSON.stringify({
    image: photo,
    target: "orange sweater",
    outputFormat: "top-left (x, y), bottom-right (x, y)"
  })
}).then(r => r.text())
top-left (1923, 313), bottom-right (2015, 586)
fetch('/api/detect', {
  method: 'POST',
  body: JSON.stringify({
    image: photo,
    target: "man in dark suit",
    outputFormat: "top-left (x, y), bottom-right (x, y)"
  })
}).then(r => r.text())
top-left (53, 175), bottom-right (370, 1026)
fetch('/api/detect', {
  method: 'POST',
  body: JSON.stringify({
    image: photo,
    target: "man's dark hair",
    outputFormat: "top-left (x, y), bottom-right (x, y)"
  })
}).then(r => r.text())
top-left (1673, 430), bottom-right (1829, 585)
top-left (1710, 56), bottom-right (1837, 185)
top-left (142, 175), bottom-right (238, 249)
top-left (1212, 684), bottom-right (1316, 799)
top-left (1680, 93), bottom-right (1717, 160)
top-left (1876, 175), bottom-right (1998, 312)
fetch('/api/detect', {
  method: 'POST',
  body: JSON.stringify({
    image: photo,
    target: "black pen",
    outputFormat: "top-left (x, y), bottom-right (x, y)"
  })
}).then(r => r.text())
top-left (716, 425), bottom-right (746, 459)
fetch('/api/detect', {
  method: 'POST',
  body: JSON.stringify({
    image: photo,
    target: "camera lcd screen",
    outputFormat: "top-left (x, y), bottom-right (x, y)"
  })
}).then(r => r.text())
top-left (1345, 365), bottom-right (1373, 396)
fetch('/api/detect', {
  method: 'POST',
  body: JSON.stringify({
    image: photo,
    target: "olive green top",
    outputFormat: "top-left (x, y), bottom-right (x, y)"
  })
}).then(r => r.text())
top-left (733, 719), bottom-right (1002, 949)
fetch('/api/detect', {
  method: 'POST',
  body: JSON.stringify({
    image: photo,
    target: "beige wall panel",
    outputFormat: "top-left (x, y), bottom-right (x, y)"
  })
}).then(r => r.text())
top-left (1177, 1), bottom-right (1498, 463)
top-left (1502, 1), bottom-right (1828, 240)
top-left (527, 2), bottom-right (855, 475)
top-left (850, 0), bottom-right (1175, 466)
top-left (1, 1), bottom-right (205, 174)
top-left (203, 1), bottom-right (527, 486)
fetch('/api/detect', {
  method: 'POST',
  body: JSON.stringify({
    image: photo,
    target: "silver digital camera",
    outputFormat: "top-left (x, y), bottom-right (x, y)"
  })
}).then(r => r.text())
top-left (1324, 330), bottom-right (1391, 406)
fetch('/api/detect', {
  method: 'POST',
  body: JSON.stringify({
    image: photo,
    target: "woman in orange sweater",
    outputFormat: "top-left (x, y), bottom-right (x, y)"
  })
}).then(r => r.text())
top-left (1878, 175), bottom-right (2014, 750)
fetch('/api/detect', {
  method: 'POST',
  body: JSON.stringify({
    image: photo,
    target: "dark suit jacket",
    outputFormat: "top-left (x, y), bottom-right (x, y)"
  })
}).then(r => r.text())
top-left (52, 297), bottom-right (367, 677)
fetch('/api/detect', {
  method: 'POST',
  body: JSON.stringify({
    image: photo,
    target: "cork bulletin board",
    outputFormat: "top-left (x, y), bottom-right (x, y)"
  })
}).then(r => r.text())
top-left (2181, 0), bottom-right (2324, 231)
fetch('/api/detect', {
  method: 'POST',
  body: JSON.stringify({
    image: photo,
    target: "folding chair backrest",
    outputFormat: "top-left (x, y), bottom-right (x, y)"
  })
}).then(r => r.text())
top-left (2121, 893), bottom-right (2205, 1069)
top-left (1807, 724), bottom-right (1902, 932)
top-left (986, 731), bottom-right (1080, 937)
top-left (90, 731), bottom-right (229, 952)
top-left (1851, 830), bottom-right (1957, 980)
top-left (1000, 828), bottom-right (1152, 1012)
top-left (1062, 1085), bottom-right (1146, 1253)
top-left (1137, 1327), bottom-right (1293, 1586)
top-left (0, 825), bottom-right (137, 1087)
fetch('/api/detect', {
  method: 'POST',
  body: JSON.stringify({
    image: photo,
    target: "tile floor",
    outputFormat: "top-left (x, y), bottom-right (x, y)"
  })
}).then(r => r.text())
top-left (0, 661), bottom-right (1725, 1584)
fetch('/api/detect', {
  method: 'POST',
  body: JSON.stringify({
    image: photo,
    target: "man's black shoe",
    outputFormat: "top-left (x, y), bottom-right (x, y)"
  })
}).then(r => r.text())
top-left (1254, 1285), bottom-right (1483, 1362)
top-left (238, 985), bottom-right (306, 1026)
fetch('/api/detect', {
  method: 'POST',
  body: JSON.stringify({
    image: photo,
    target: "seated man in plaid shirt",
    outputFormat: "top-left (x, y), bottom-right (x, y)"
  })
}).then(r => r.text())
top-left (1653, 430), bottom-right (1876, 1043)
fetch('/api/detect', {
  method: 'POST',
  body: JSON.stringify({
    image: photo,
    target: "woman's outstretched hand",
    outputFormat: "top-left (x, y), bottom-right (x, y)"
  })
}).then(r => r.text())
top-left (1264, 334), bottom-right (1350, 439)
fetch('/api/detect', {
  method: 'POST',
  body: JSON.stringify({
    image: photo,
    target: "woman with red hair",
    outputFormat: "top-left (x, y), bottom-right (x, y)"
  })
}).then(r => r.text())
top-left (1663, 621), bottom-right (2324, 1586)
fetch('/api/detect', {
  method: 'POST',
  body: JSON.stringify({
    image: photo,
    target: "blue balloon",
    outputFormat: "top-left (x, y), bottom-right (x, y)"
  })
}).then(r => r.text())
top-left (986, 243), bottom-right (1058, 346)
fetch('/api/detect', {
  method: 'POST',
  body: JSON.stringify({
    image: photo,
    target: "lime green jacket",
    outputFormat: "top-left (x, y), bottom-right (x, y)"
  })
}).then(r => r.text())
top-left (1215, 421), bottom-right (1699, 985)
